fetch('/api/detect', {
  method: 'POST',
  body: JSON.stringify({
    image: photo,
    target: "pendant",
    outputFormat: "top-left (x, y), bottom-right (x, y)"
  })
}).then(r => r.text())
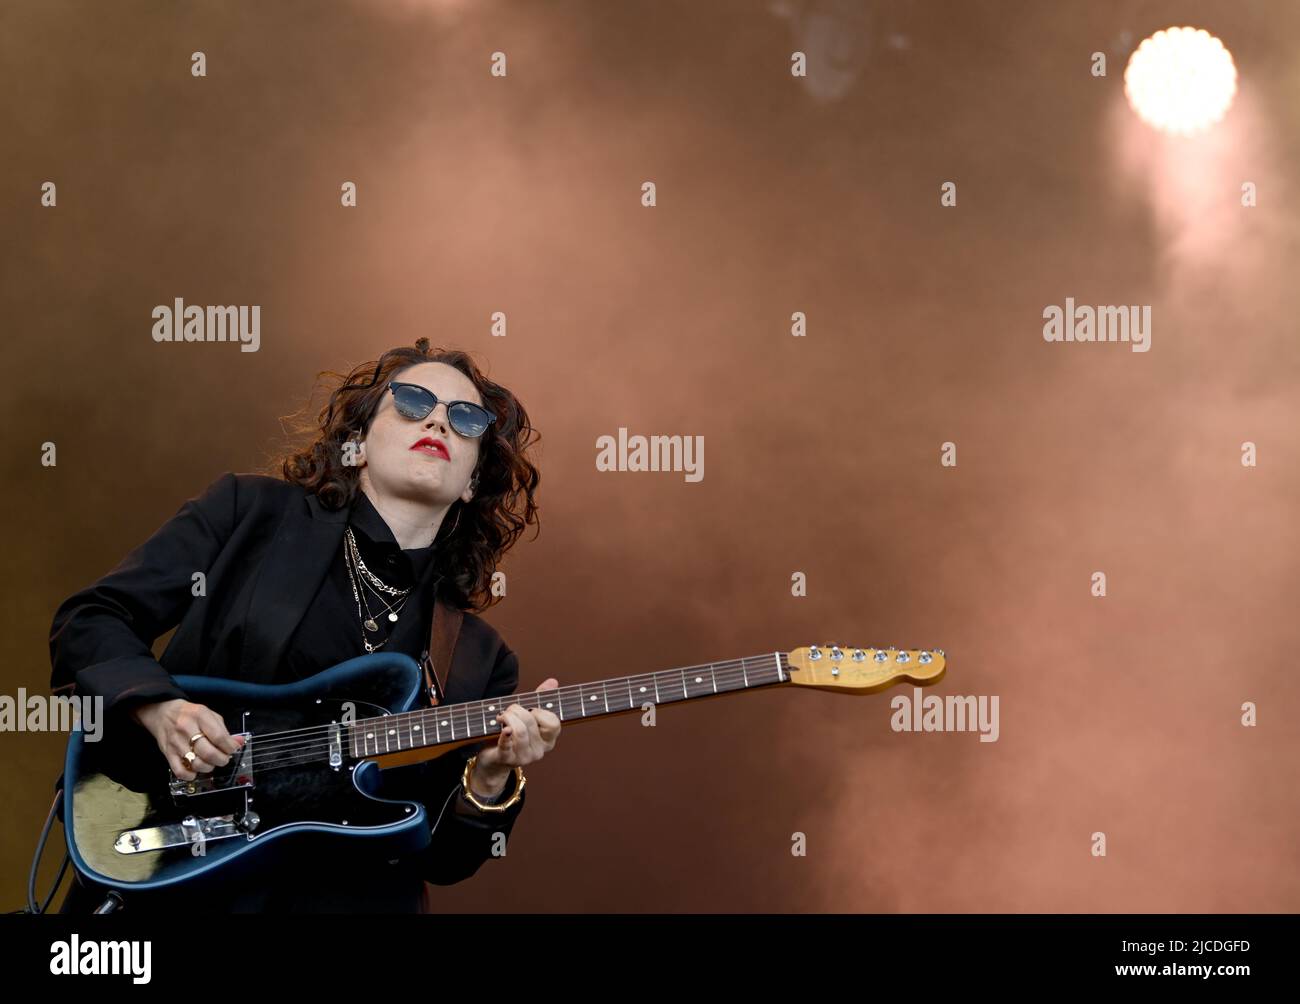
top-left (364, 618), bottom-right (378, 631)
top-left (388, 612), bottom-right (399, 623)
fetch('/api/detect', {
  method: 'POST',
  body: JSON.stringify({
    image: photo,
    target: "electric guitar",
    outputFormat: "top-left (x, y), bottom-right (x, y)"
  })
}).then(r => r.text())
top-left (62, 642), bottom-right (947, 894)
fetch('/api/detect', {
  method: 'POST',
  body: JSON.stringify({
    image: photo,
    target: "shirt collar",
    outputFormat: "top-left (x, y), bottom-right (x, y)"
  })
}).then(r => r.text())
top-left (348, 490), bottom-right (440, 586)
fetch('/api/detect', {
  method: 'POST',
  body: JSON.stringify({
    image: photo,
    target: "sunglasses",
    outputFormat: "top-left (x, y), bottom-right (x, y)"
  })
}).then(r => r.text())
top-left (387, 381), bottom-right (496, 438)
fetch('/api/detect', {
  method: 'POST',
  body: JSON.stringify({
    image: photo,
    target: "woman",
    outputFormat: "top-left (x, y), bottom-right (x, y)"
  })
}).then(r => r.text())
top-left (50, 338), bottom-right (559, 913)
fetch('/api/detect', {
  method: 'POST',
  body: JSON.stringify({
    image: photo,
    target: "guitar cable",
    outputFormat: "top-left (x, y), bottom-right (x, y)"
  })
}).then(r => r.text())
top-left (16, 789), bottom-right (71, 915)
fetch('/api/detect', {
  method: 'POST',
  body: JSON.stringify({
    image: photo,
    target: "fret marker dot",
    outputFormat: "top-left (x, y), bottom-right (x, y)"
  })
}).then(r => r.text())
top-left (545, 703), bottom-right (553, 709)
top-left (589, 695), bottom-right (597, 701)
top-left (413, 725), bottom-right (421, 731)
top-left (639, 686), bottom-right (647, 692)
top-left (695, 676), bottom-right (702, 683)
top-left (388, 730), bottom-right (395, 736)
top-left (440, 720), bottom-right (448, 727)
top-left (366, 733), bottom-right (374, 739)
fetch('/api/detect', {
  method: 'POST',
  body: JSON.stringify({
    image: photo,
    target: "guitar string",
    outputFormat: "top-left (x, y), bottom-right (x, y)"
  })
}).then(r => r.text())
top-left (184, 649), bottom-right (928, 779)
top-left (227, 650), bottom-right (925, 768)
top-left (184, 657), bottom-right (803, 776)
top-left (246, 655), bottom-right (787, 752)
top-left (209, 675), bottom-right (798, 778)
top-left (252, 675), bottom-right (791, 770)
top-left (243, 652), bottom-right (796, 744)
top-left (225, 653), bottom-right (797, 756)
top-left (241, 660), bottom-right (790, 765)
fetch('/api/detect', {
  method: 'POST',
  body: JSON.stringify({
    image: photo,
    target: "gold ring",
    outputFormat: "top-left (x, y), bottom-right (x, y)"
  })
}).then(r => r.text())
top-left (189, 732), bottom-right (206, 749)
top-left (183, 750), bottom-right (198, 765)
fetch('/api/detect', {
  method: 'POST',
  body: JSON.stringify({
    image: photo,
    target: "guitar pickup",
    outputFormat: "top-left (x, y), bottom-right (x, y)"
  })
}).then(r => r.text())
top-left (328, 723), bottom-right (342, 768)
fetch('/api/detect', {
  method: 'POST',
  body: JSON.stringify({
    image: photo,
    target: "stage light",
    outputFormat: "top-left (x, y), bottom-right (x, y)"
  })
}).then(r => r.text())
top-left (1124, 27), bottom-right (1237, 136)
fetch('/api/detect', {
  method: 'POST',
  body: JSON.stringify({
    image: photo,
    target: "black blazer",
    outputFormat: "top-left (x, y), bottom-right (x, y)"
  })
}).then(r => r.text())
top-left (49, 471), bottom-right (526, 890)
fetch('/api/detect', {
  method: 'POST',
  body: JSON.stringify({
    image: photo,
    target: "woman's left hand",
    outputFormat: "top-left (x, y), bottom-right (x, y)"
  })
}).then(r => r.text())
top-left (474, 677), bottom-right (562, 779)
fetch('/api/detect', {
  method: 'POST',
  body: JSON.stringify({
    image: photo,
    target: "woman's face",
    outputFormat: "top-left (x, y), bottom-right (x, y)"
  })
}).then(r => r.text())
top-left (357, 361), bottom-right (484, 509)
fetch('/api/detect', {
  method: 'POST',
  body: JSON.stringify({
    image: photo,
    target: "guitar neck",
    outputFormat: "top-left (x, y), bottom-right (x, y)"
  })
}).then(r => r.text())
top-left (356, 651), bottom-right (794, 768)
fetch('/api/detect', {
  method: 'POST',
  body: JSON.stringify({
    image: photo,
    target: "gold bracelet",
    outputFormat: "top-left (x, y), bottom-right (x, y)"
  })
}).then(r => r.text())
top-left (461, 753), bottom-right (526, 812)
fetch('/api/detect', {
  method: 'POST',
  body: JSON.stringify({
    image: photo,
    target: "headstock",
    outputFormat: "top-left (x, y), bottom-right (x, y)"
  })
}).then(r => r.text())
top-left (785, 644), bottom-right (946, 693)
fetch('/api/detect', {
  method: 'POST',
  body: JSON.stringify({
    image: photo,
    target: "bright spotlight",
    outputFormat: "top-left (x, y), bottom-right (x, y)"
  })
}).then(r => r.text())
top-left (1124, 26), bottom-right (1238, 136)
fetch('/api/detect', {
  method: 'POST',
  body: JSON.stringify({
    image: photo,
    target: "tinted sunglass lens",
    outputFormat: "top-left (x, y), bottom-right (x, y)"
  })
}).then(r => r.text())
top-left (449, 403), bottom-right (491, 437)
top-left (392, 385), bottom-right (435, 419)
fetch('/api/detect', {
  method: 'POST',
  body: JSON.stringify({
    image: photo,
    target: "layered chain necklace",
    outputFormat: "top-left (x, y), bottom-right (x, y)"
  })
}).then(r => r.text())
top-left (343, 525), bottom-right (414, 653)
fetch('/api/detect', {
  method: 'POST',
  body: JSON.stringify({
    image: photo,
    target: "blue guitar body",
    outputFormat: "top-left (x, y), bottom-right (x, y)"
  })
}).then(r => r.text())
top-left (63, 652), bottom-right (433, 895)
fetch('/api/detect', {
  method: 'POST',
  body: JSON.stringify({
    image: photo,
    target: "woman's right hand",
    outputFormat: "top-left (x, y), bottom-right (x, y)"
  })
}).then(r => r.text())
top-left (128, 699), bottom-right (244, 781)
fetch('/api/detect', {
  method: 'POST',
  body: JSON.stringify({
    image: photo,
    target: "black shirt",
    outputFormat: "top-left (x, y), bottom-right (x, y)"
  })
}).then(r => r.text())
top-left (282, 489), bottom-right (442, 683)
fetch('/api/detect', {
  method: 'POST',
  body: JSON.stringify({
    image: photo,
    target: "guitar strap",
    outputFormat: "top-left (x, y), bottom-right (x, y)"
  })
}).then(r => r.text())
top-left (418, 597), bottom-right (466, 915)
top-left (422, 598), bottom-right (463, 707)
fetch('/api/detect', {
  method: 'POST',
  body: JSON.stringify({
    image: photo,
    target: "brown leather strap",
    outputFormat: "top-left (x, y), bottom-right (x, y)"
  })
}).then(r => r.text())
top-left (424, 598), bottom-right (463, 706)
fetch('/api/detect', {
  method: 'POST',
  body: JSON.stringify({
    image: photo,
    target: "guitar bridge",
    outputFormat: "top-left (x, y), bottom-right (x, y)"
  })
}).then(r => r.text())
top-left (114, 810), bottom-right (260, 855)
top-left (168, 731), bottom-right (254, 799)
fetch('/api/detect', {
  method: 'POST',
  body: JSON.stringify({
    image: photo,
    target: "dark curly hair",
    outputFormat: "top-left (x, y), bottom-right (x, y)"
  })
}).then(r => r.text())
top-left (271, 339), bottom-right (540, 612)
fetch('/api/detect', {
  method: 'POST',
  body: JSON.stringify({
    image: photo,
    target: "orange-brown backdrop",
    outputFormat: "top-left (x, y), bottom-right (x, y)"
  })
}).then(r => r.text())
top-left (2, 0), bottom-right (1297, 912)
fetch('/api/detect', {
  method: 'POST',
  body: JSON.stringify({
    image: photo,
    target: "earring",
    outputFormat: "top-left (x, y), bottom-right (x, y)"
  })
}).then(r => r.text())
top-left (345, 432), bottom-right (365, 466)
